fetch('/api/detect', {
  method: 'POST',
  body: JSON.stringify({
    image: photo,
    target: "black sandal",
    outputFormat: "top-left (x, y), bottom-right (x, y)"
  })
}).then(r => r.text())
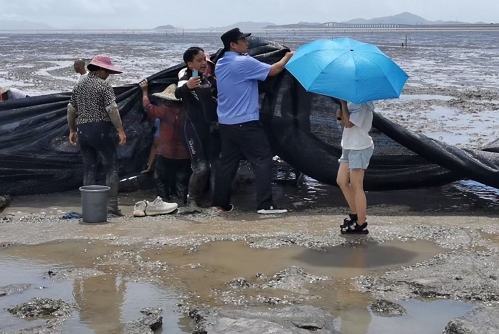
top-left (341, 222), bottom-right (369, 234)
top-left (340, 213), bottom-right (358, 228)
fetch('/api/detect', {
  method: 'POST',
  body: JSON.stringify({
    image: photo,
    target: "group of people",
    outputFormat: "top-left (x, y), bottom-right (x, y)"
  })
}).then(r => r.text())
top-left (66, 28), bottom-right (374, 234)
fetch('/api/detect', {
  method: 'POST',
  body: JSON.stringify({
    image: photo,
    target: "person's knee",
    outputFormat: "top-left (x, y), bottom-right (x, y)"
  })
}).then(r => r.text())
top-left (336, 175), bottom-right (348, 188)
top-left (336, 165), bottom-right (349, 188)
top-left (349, 169), bottom-right (365, 191)
top-left (192, 161), bottom-right (209, 175)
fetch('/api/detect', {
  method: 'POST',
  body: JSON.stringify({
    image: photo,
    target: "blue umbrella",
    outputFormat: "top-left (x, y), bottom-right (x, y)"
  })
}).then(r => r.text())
top-left (285, 38), bottom-right (408, 104)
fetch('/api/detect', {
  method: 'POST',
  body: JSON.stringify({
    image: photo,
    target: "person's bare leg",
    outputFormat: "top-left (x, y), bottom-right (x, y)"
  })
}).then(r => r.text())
top-left (350, 169), bottom-right (367, 225)
top-left (336, 163), bottom-right (357, 214)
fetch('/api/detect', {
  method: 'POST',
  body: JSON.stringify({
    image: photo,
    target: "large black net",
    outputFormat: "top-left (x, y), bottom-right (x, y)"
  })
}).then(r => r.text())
top-left (1, 37), bottom-right (499, 195)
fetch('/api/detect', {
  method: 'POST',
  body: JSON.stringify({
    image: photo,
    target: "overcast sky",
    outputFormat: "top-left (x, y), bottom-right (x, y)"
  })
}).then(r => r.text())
top-left (0, 0), bottom-right (497, 29)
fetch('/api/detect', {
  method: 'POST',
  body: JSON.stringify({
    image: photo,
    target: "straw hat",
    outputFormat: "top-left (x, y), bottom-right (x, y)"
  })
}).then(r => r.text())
top-left (87, 54), bottom-right (122, 74)
top-left (153, 84), bottom-right (180, 101)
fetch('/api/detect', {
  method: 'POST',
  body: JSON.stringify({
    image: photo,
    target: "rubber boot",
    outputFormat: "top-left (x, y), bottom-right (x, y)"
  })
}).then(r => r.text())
top-left (108, 196), bottom-right (124, 217)
top-left (107, 172), bottom-right (123, 217)
top-left (183, 196), bottom-right (203, 214)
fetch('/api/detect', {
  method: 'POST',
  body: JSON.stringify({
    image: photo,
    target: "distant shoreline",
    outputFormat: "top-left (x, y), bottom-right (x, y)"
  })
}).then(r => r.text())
top-left (1, 24), bottom-right (499, 35)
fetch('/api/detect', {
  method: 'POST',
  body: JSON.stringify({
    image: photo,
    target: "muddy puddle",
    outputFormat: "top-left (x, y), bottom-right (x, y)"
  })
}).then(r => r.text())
top-left (0, 247), bottom-right (188, 333)
top-left (334, 299), bottom-right (474, 334)
top-left (0, 238), bottom-right (475, 333)
top-left (143, 239), bottom-right (445, 280)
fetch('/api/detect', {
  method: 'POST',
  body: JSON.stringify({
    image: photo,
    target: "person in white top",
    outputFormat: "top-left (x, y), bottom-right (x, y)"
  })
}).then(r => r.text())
top-left (336, 100), bottom-right (374, 234)
top-left (0, 87), bottom-right (28, 101)
top-left (74, 59), bottom-right (88, 83)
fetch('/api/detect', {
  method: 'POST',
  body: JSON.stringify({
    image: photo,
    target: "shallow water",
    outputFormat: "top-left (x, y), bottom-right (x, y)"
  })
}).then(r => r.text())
top-left (143, 240), bottom-right (445, 280)
top-left (335, 299), bottom-right (474, 334)
top-left (0, 253), bottom-right (187, 333)
top-left (0, 238), bottom-right (475, 334)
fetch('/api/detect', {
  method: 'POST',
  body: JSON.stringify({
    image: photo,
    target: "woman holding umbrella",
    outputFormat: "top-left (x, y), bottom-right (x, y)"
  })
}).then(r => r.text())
top-left (286, 38), bottom-right (408, 234)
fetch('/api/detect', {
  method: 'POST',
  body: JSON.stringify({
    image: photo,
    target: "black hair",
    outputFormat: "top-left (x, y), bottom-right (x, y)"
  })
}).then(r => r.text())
top-left (74, 59), bottom-right (85, 67)
top-left (183, 47), bottom-right (204, 64)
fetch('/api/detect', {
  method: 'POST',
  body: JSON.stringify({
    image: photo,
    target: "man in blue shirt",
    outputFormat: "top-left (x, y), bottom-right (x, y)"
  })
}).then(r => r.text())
top-left (213, 28), bottom-right (293, 214)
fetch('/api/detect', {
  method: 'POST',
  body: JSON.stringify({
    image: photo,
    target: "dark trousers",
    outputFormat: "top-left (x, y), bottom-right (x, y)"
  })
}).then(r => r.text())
top-left (77, 122), bottom-right (119, 207)
top-left (154, 155), bottom-right (191, 202)
top-left (212, 121), bottom-right (273, 211)
top-left (184, 120), bottom-right (211, 203)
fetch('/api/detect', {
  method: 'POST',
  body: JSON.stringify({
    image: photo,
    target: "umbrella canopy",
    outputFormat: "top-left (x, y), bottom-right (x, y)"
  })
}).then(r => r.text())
top-left (285, 38), bottom-right (409, 104)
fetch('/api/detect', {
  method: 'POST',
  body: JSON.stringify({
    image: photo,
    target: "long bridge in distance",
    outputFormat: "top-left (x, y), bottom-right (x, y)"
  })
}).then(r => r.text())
top-left (323, 22), bottom-right (406, 29)
top-left (321, 22), bottom-right (498, 29)
top-left (269, 22), bottom-right (499, 32)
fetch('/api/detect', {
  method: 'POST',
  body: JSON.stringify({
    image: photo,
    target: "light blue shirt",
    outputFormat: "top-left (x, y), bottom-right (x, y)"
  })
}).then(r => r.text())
top-left (215, 52), bottom-right (271, 125)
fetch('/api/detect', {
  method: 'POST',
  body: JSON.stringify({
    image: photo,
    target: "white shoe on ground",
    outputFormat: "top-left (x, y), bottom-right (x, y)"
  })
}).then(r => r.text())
top-left (257, 206), bottom-right (288, 214)
top-left (133, 200), bottom-right (147, 217)
top-left (145, 197), bottom-right (178, 216)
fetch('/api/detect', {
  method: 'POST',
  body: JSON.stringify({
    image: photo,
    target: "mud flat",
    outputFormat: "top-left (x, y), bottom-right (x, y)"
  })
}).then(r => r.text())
top-left (1, 30), bottom-right (499, 333)
top-left (1, 184), bottom-right (499, 333)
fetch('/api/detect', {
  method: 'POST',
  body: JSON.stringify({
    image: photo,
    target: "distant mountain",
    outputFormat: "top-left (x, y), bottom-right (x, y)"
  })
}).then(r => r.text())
top-left (345, 12), bottom-right (429, 25)
top-left (264, 22), bottom-right (322, 29)
top-left (0, 20), bottom-right (55, 30)
top-left (199, 21), bottom-right (276, 31)
top-left (344, 12), bottom-right (475, 25)
top-left (153, 24), bottom-right (177, 30)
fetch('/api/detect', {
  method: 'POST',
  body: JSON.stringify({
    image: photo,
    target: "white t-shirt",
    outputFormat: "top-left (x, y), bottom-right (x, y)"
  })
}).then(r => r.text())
top-left (77, 73), bottom-right (88, 83)
top-left (7, 88), bottom-right (27, 100)
top-left (341, 102), bottom-right (374, 150)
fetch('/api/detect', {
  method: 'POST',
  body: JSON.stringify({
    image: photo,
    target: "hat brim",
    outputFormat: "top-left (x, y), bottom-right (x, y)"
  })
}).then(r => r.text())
top-left (239, 33), bottom-right (251, 39)
top-left (152, 92), bottom-right (180, 102)
top-left (87, 63), bottom-right (123, 74)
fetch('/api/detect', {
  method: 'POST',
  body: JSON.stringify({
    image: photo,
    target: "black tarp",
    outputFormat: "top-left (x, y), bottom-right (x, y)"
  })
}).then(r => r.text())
top-left (1, 37), bottom-right (498, 195)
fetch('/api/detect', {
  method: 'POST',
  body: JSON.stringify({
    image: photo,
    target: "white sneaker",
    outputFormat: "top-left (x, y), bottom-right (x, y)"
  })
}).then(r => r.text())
top-left (257, 206), bottom-right (288, 214)
top-left (133, 200), bottom-right (147, 217)
top-left (145, 197), bottom-right (178, 216)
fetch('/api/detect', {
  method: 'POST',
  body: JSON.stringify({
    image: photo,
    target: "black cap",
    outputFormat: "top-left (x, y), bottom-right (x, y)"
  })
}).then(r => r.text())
top-left (221, 28), bottom-right (251, 50)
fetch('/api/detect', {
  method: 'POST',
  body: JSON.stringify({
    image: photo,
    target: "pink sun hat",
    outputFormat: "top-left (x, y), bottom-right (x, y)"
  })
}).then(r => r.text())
top-left (87, 54), bottom-right (122, 74)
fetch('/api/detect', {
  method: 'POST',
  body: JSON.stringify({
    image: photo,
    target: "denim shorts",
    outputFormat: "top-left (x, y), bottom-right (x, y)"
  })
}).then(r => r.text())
top-left (339, 145), bottom-right (374, 170)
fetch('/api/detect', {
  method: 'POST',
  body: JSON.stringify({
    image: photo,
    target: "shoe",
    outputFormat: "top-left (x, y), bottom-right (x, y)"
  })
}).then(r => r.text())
top-left (211, 204), bottom-right (234, 214)
top-left (183, 199), bottom-right (203, 214)
top-left (108, 197), bottom-right (124, 217)
top-left (341, 222), bottom-right (369, 235)
top-left (108, 207), bottom-right (124, 217)
top-left (133, 200), bottom-right (147, 217)
top-left (257, 206), bottom-right (287, 214)
top-left (340, 213), bottom-right (358, 228)
top-left (145, 196), bottom-right (178, 216)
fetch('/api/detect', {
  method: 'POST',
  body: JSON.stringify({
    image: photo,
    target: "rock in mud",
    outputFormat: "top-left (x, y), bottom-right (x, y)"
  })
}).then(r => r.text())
top-left (444, 306), bottom-right (499, 334)
top-left (7, 298), bottom-right (73, 319)
top-left (123, 307), bottom-right (163, 334)
top-left (260, 266), bottom-right (329, 293)
top-left (355, 251), bottom-right (499, 303)
top-left (0, 284), bottom-right (31, 297)
top-left (370, 299), bottom-right (407, 317)
top-left (3, 318), bottom-right (65, 334)
top-left (227, 277), bottom-right (251, 290)
top-left (195, 305), bottom-right (338, 334)
top-left (0, 195), bottom-right (11, 210)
